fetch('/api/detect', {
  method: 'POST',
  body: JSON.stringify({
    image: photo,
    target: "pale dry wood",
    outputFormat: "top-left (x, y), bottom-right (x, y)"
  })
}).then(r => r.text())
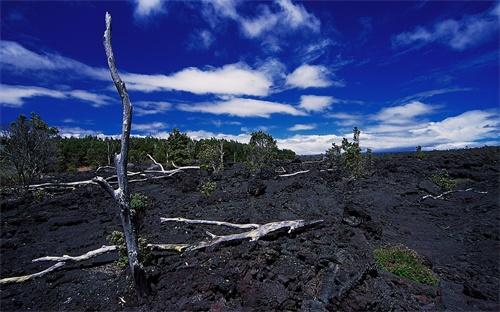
top-left (422, 188), bottom-right (488, 200)
top-left (147, 154), bottom-right (165, 172)
top-left (147, 243), bottom-right (190, 252)
top-left (161, 217), bottom-right (260, 229)
top-left (32, 245), bottom-right (118, 263)
top-left (279, 170), bottom-right (310, 177)
top-left (0, 262), bottom-right (65, 285)
top-left (158, 218), bottom-right (323, 252)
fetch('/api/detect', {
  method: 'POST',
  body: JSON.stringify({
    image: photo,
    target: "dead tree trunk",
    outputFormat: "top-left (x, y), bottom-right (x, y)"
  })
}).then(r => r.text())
top-left (93, 12), bottom-right (149, 297)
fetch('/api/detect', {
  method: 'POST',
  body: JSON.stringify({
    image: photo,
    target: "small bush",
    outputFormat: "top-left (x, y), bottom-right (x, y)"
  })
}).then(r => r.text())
top-left (130, 193), bottom-right (148, 214)
top-left (374, 245), bottom-right (438, 286)
top-left (430, 170), bottom-right (456, 191)
top-left (325, 127), bottom-right (363, 177)
top-left (33, 189), bottom-right (47, 203)
top-left (200, 180), bottom-right (217, 196)
top-left (106, 231), bottom-right (152, 269)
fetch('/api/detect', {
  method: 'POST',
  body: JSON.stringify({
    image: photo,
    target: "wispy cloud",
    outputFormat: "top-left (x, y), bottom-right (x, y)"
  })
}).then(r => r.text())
top-left (58, 126), bottom-right (108, 138)
top-left (188, 29), bottom-right (215, 50)
top-left (288, 123), bottom-right (316, 131)
top-left (0, 84), bottom-right (112, 107)
top-left (299, 95), bottom-right (334, 112)
top-left (286, 65), bottom-right (340, 89)
top-left (133, 0), bottom-right (165, 19)
top-left (134, 101), bottom-right (172, 116)
top-left (372, 101), bottom-right (435, 124)
top-left (177, 97), bottom-right (306, 118)
top-left (395, 87), bottom-right (472, 104)
top-left (132, 121), bottom-right (168, 133)
top-left (393, 4), bottom-right (499, 50)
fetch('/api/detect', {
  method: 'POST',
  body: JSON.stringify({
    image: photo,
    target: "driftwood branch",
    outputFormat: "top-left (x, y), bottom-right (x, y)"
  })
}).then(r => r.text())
top-left (0, 262), bottom-right (65, 285)
top-left (156, 218), bottom-right (323, 252)
top-left (422, 188), bottom-right (488, 200)
top-left (147, 243), bottom-right (190, 252)
top-left (1, 245), bottom-right (119, 285)
top-left (279, 170), bottom-right (310, 177)
top-left (160, 217), bottom-right (260, 229)
top-left (32, 245), bottom-right (118, 263)
top-left (147, 154), bottom-right (165, 172)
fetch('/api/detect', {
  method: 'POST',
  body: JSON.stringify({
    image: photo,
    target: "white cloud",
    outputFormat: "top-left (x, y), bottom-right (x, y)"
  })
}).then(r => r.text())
top-left (185, 129), bottom-right (251, 143)
top-left (205, 0), bottom-right (320, 40)
top-left (0, 40), bottom-right (108, 79)
top-left (57, 126), bottom-right (108, 138)
top-left (177, 97), bottom-right (306, 118)
top-left (396, 87), bottom-right (472, 104)
top-left (393, 5), bottom-right (499, 50)
top-left (122, 63), bottom-right (272, 96)
top-left (288, 123), bottom-right (316, 131)
top-left (134, 101), bottom-right (172, 116)
top-left (0, 84), bottom-right (111, 107)
top-left (133, 0), bottom-right (165, 18)
top-left (188, 29), bottom-right (215, 50)
top-left (286, 65), bottom-right (336, 89)
top-left (133, 122), bottom-right (168, 133)
top-left (1, 41), bottom-right (273, 97)
top-left (277, 109), bottom-right (498, 154)
top-left (373, 101), bottom-right (435, 124)
top-left (327, 112), bottom-right (363, 126)
top-left (299, 95), bottom-right (334, 112)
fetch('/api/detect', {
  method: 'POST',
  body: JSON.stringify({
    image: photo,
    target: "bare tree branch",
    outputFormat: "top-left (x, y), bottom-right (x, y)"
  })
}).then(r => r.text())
top-left (160, 217), bottom-right (260, 229)
top-left (147, 154), bottom-right (165, 172)
top-left (0, 262), bottom-right (65, 285)
top-left (32, 245), bottom-right (118, 263)
top-left (279, 170), bottom-right (310, 177)
top-left (421, 188), bottom-right (488, 200)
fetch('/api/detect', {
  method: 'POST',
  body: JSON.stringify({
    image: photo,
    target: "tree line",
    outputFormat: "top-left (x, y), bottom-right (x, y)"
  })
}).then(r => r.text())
top-left (0, 113), bottom-right (296, 186)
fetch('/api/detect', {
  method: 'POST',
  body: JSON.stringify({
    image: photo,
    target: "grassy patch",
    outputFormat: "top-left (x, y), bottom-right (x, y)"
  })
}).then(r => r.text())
top-left (200, 180), bottom-right (217, 196)
top-left (106, 231), bottom-right (152, 269)
top-left (374, 245), bottom-right (438, 286)
top-left (131, 193), bottom-right (148, 213)
top-left (430, 170), bottom-right (456, 191)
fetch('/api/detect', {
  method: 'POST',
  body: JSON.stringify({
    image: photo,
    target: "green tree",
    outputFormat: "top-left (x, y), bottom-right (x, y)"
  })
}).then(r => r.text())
top-left (166, 128), bottom-right (192, 166)
top-left (2, 113), bottom-right (60, 187)
top-left (247, 131), bottom-right (278, 169)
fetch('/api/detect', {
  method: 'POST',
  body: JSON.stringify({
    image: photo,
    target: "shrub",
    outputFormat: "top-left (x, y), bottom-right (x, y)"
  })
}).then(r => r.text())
top-left (247, 131), bottom-right (278, 170)
top-left (1, 113), bottom-right (60, 187)
top-left (430, 170), bottom-right (456, 191)
top-left (198, 138), bottom-right (224, 173)
top-left (200, 180), bottom-right (217, 196)
top-left (416, 146), bottom-right (424, 160)
top-left (325, 127), bottom-right (363, 177)
top-left (374, 245), bottom-right (438, 286)
top-left (130, 193), bottom-right (148, 214)
top-left (107, 231), bottom-right (152, 269)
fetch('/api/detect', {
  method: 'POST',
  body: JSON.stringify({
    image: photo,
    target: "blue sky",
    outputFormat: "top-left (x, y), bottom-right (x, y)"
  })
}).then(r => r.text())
top-left (1, 0), bottom-right (499, 154)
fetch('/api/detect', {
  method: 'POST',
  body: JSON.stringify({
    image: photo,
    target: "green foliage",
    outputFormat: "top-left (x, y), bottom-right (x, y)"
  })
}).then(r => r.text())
top-left (166, 128), bottom-right (192, 166)
top-left (33, 189), bottom-right (47, 203)
top-left (277, 148), bottom-right (296, 160)
top-left (106, 231), bottom-right (152, 269)
top-left (416, 146), bottom-right (424, 160)
top-left (197, 138), bottom-right (224, 173)
top-left (325, 127), bottom-right (363, 177)
top-left (431, 170), bottom-right (456, 191)
top-left (200, 180), bottom-right (217, 196)
top-left (1, 113), bottom-right (60, 187)
top-left (247, 131), bottom-right (278, 170)
top-left (374, 245), bottom-right (438, 286)
top-left (130, 193), bottom-right (148, 214)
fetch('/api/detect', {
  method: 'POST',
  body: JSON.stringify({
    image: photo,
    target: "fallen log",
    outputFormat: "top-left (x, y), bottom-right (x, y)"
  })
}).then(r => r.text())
top-left (0, 262), bottom-right (66, 285)
top-left (157, 217), bottom-right (323, 251)
top-left (32, 245), bottom-right (118, 263)
top-left (422, 188), bottom-right (487, 200)
top-left (279, 170), bottom-right (310, 177)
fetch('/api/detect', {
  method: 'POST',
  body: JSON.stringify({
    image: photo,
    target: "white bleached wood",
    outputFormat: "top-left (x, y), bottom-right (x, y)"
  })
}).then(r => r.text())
top-left (0, 262), bottom-right (65, 285)
top-left (32, 245), bottom-right (118, 263)
top-left (422, 188), bottom-right (488, 200)
top-left (160, 217), bottom-right (260, 229)
top-left (279, 170), bottom-right (310, 177)
top-left (147, 154), bottom-right (165, 172)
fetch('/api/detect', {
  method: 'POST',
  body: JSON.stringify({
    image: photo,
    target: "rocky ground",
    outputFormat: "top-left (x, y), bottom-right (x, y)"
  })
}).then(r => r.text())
top-left (1, 147), bottom-right (499, 311)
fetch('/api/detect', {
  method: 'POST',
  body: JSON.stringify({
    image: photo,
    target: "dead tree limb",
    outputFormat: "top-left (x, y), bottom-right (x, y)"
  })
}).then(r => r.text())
top-left (279, 170), bottom-right (310, 177)
top-left (160, 217), bottom-right (260, 229)
top-left (157, 218), bottom-right (323, 251)
top-left (147, 154), bottom-right (165, 172)
top-left (94, 12), bottom-right (149, 297)
top-left (421, 188), bottom-right (488, 200)
top-left (32, 245), bottom-right (118, 263)
top-left (147, 243), bottom-right (190, 252)
top-left (0, 262), bottom-right (65, 285)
